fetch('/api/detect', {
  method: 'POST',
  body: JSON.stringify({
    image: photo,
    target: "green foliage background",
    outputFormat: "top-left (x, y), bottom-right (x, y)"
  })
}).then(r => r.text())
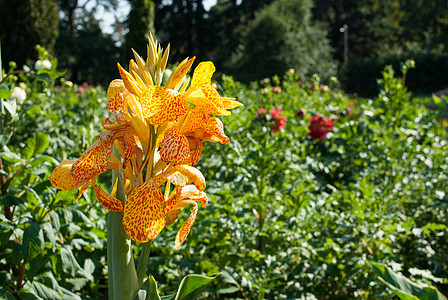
top-left (0, 50), bottom-right (447, 298)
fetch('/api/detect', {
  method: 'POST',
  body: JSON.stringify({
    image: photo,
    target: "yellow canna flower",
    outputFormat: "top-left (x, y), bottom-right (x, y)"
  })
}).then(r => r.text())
top-left (50, 35), bottom-right (241, 249)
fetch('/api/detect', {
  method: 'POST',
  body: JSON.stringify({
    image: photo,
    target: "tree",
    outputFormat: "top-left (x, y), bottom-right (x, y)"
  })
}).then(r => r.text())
top-left (154, 0), bottom-right (208, 63)
top-left (124, 0), bottom-right (155, 62)
top-left (231, 0), bottom-right (336, 81)
top-left (0, 0), bottom-right (58, 67)
top-left (56, 0), bottom-right (120, 84)
top-left (207, 0), bottom-right (275, 72)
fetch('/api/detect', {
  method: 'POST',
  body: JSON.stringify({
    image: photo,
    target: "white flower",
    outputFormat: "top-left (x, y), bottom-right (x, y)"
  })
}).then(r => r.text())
top-left (35, 59), bottom-right (52, 70)
top-left (10, 87), bottom-right (26, 104)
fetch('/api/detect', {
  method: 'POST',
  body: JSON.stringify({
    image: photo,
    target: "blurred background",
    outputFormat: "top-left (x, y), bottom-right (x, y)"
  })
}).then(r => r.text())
top-left (1, 0), bottom-right (447, 96)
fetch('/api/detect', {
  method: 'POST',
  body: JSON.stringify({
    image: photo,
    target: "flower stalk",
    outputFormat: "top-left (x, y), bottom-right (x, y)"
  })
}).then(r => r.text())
top-left (107, 165), bottom-right (138, 299)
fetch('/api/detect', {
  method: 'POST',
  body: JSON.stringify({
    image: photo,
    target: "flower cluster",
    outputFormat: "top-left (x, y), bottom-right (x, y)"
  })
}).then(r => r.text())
top-left (256, 107), bottom-right (287, 132)
top-left (50, 36), bottom-right (242, 249)
top-left (308, 115), bottom-right (334, 139)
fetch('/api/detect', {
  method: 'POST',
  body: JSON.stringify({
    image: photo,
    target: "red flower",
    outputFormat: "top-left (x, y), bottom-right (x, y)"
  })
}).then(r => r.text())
top-left (308, 84), bottom-right (318, 91)
top-left (308, 115), bottom-right (334, 139)
top-left (269, 107), bottom-right (283, 119)
top-left (271, 116), bottom-right (287, 132)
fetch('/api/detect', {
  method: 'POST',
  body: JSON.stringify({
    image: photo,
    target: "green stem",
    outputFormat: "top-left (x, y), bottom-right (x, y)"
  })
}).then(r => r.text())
top-left (107, 164), bottom-right (139, 299)
top-left (136, 241), bottom-right (153, 285)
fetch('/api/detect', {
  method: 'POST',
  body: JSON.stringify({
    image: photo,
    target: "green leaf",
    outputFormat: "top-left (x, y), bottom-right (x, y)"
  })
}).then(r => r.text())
top-left (134, 275), bottom-right (161, 300)
top-left (22, 132), bottom-right (49, 161)
top-left (41, 222), bottom-right (56, 251)
top-left (30, 281), bottom-right (61, 299)
top-left (60, 246), bottom-right (82, 277)
top-left (370, 262), bottom-right (447, 300)
top-left (0, 85), bottom-right (12, 99)
top-left (0, 195), bottom-right (24, 206)
top-left (174, 273), bottom-right (221, 300)
top-left (0, 151), bottom-right (21, 161)
top-left (22, 222), bottom-right (44, 261)
top-left (26, 106), bottom-right (41, 117)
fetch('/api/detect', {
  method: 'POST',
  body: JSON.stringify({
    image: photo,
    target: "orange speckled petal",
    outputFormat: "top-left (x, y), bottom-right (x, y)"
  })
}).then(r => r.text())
top-left (202, 117), bottom-right (229, 144)
top-left (174, 200), bottom-right (198, 250)
top-left (181, 138), bottom-right (202, 166)
top-left (188, 138), bottom-right (203, 166)
top-left (171, 165), bottom-right (206, 191)
top-left (107, 79), bottom-right (125, 112)
top-left (190, 62), bottom-right (215, 91)
top-left (180, 109), bottom-right (205, 134)
top-left (140, 86), bottom-right (188, 125)
top-left (222, 98), bottom-right (244, 109)
top-left (122, 132), bottom-right (138, 166)
top-left (159, 129), bottom-right (190, 164)
top-left (183, 114), bottom-right (229, 144)
top-left (93, 184), bottom-right (123, 212)
top-left (71, 132), bottom-right (115, 182)
top-left (122, 179), bottom-right (166, 243)
top-left (49, 160), bottom-right (82, 190)
top-left (187, 84), bottom-right (230, 116)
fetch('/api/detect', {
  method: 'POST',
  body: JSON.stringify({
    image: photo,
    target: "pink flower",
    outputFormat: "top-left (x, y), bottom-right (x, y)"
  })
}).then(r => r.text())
top-left (269, 107), bottom-right (283, 119)
top-left (308, 115), bottom-right (334, 139)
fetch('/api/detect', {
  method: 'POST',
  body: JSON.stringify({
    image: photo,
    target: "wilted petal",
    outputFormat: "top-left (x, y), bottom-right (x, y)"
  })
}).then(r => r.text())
top-left (171, 165), bottom-right (206, 191)
top-left (159, 129), bottom-right (190, 164)
top-left (179, 185), bottom-right (208, 207)
top-left (93, 184), bottom-right (123, 212)
top-left (122, 179), bottom-right (166, 243)
top-left (140, 86), bottom-right (188, 125)
top-left (49, 160), bottom-right (81, 190)
top-left (122, 132), bottom-right (139, 166)
top-left (174, 200), bottom-right (198, 250)
top-left (168, 171), bottom-right (189, 187)
top-left (71, 132), bottom-right (115, 182)
top-left (75, 181), bottom-right (92, 203)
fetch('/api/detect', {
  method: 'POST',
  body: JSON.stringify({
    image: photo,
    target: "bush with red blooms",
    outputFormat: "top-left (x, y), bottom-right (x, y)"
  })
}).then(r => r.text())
top-left (256, 107), bottom-right (288, 132)
top-left (308, 115), bottom-right (334, 139)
